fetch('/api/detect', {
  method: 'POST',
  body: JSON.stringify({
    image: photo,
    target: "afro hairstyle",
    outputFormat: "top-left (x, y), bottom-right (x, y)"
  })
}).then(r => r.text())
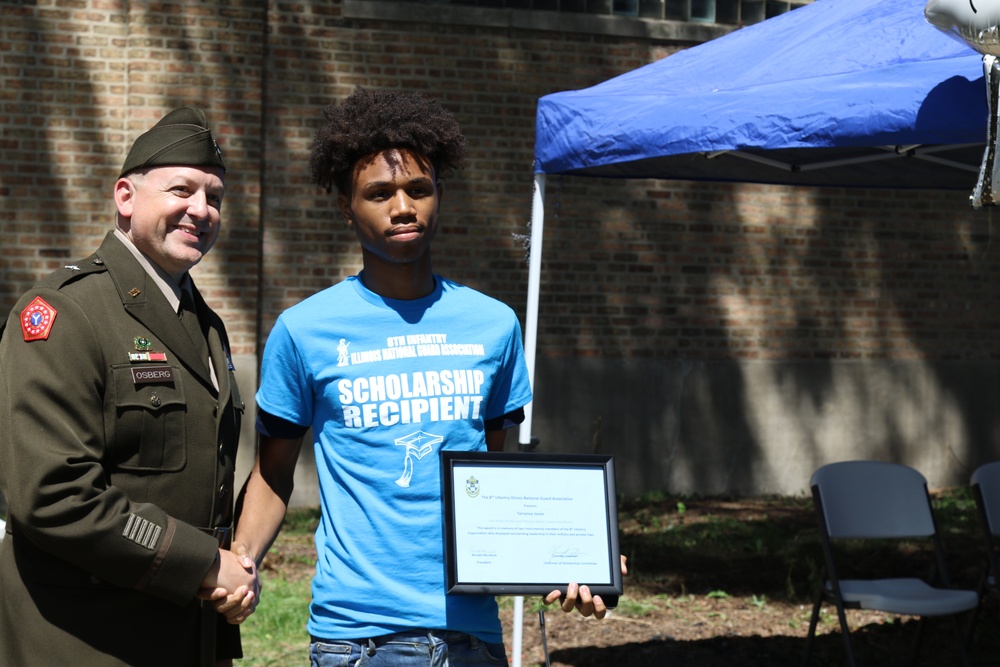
top-left (310, 86), bottom-right (467, 195)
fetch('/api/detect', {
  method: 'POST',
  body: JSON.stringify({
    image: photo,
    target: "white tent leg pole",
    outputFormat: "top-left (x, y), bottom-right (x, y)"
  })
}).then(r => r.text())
top-left (512, 173), bottom-right (545, 667)
top-left (519, 172), bottom-right (545, 450)
top-left (512, 595), bottom-right (524, 667)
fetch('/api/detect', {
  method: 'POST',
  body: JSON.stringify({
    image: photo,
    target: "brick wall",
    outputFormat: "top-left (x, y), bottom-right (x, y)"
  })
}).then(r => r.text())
top-left (256, 2), bottom-right (684, 355)
top-left (1, 0), bottom-right (263, 355)
top-left (537, 179), bottom-right (999, 361)
top-left (2, 1), bottom-right (997, 495)
top-left (5, 1), bottom-right (992, 364)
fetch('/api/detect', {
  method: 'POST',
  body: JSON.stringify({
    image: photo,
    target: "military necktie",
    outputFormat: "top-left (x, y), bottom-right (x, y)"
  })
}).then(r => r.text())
top-left (179, 288), bottom-right (210, 366)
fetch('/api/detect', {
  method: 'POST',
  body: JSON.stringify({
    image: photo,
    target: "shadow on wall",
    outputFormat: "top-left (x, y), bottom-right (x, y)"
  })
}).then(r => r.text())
top-left (0, 10), bottom-right (83, 306)
top-left (532, 357), bottom-right (1000, 497)
top-left (530, 356), bottom-right (753, 495)
top-left (527, 175), bottom-right (1000, 497)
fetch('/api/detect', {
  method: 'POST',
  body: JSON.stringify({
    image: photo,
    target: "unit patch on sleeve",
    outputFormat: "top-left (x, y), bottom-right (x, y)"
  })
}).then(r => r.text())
top-left (20, 296), bottom-right (58, 342)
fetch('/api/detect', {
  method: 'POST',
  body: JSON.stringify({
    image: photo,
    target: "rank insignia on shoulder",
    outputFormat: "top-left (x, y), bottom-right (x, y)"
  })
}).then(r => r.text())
top-left (21, 296), bottom-right (57, 342)
top-left (129, 352), bottom-right (167, 363)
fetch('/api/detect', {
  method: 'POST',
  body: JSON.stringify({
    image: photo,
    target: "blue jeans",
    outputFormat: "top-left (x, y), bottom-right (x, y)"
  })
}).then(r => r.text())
top-left (309, 630), bottom-right (508, 667)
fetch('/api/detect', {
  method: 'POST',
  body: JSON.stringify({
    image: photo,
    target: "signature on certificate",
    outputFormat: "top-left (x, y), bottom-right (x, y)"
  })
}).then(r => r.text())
top-left (549, 545), bottom-right (587, 558)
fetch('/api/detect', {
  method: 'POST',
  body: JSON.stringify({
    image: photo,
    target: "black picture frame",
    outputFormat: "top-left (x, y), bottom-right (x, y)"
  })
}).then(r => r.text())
top-left (441, 451), bottom-right (622, 601)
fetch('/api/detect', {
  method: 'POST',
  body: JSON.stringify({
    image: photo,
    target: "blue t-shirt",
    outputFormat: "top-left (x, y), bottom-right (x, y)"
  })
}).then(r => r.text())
top-left (256, 275), bottom-right (532, 642)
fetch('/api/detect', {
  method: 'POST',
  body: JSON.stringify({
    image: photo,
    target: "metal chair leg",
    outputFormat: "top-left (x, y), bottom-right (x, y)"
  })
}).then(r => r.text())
top-left (802, 586), bottom-right (825, 667)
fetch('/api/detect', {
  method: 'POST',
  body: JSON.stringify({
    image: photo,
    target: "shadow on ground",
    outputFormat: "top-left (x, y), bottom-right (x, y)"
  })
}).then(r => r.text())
top-left (547, 617), bottom-right (1000, 667)
top-left (516, 492), bottom-right (1000, 667)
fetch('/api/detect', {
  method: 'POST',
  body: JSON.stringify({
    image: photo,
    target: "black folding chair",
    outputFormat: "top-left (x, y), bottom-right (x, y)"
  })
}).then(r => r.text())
top-left (803, 461), bottom-right (977, 667)
top-left (968, 461), bottom-right (1000, 654)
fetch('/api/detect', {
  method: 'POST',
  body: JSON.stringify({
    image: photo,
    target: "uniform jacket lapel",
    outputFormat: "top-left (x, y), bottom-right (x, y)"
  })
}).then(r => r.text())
top-left (97, 233), bottom-right (216, 392)
top-left (192, 281), bottom-right (234, 401)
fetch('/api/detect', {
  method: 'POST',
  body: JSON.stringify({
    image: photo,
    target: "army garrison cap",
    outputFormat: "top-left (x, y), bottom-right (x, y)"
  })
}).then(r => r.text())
top-left (119, 107), bottom-right (225, 178)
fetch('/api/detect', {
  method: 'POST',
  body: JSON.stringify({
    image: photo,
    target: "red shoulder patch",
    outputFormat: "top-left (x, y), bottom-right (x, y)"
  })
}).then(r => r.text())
top-left (21, 296), bottom-right (58, 342)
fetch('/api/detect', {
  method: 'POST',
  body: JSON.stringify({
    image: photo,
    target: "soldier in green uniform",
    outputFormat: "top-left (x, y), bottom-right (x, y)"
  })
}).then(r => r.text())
top-left (0, 108), bottom-right (258, 666)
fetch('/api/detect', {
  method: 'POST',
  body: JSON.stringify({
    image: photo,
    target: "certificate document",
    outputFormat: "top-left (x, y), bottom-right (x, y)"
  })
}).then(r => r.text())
top-left (441, 451), bottom-right (622, 598)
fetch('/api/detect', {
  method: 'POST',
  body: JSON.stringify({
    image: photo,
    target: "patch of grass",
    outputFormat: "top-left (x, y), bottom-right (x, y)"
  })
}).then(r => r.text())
top-left (279, 506), bottom-right (321, 533)
top-left (239, 574), bottom-right (312, 666)
top-left (609, 594), bottom-right (661, 617)
top-left (617, 494), bottom-right (821, 600)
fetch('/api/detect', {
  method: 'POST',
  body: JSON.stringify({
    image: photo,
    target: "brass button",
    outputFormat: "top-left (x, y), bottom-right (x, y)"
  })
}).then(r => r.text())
top-left (150, 392), bottom-right (161, 408)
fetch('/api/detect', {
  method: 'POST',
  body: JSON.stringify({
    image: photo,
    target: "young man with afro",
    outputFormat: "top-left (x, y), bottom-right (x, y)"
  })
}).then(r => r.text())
top-left (231, 86), bottom-right (617, 665)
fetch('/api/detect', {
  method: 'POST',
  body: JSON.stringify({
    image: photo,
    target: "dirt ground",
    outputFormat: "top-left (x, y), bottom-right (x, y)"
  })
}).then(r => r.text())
top-left (266, 497), bottom-right (998, 667)
top-left (498, 496), bottom-right (999, 667)
top-left (499, 591), bottom-right (997, 667)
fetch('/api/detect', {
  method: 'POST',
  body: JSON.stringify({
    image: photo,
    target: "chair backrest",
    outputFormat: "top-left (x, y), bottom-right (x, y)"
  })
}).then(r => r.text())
top-left (811, 461), bottom-right (935, 540)
top-left (972, 461), bottom-right (1000, 538)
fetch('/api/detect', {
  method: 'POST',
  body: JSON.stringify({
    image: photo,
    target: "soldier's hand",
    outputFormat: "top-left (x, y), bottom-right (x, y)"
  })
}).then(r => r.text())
top-left (222, 542), bottom-right (261, 624)
top-left (198, 545), bottom-right (259, 623)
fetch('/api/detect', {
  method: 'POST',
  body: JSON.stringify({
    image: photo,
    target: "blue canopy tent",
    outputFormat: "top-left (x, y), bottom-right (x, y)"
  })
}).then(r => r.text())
top-left (510, 6), bottom-right (986, 654)
top-left (517, 0), bottom-right (989, 451)
top-left (533, 0), bottom-right (985, 189)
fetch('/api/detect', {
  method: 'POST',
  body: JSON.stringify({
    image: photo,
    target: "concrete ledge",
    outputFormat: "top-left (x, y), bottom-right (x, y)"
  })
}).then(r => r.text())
top-left (525, 357), bottom-right (1000, 497)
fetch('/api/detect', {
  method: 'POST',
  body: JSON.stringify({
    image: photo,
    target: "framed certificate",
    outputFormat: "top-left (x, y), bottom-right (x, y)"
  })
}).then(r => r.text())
top-left (441, 451), bottom-right (622, 600)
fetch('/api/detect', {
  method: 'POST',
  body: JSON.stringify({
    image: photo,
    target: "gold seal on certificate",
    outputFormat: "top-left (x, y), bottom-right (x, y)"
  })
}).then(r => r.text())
top-left (441, 451), bottom-right (623, 600)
